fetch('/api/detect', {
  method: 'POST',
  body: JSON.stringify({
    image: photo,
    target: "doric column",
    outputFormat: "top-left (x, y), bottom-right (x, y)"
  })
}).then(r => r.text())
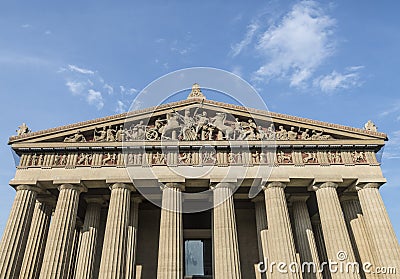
top-left (157, 183), bottom-right (184, 279)
top-left (125, 197), bottom-right (141, 279)
top-left (19, 197), bottom-right (54, 279)
top-left (253, 197), bottom-right (268, 267)
top-left (0, 185), bottom-right (39, 279)
top-left (66, 220), bottom-right (83, 279)
top-left (75, 198), bottom-right (103, 279)
top-left (340, 195), bottom-right (377, 279)
top-left (356, 183), bottom-right (400, 275)
top-left (263, 182), bottom-right (300, 279)
top-left (311, 215), bottom-right (331, 279)
top-left (92, 208), bottom-right (108, 279)
top-left (39, 184), bottom-right (86, 279)
top-left (212, 183), bottom-right (241, 279)
top-left (312, 182), bottom-right (360, 279)
top-left (290, 195), bottom-right (322, 279)
top-left (98, 183), bottom-right (134, 279)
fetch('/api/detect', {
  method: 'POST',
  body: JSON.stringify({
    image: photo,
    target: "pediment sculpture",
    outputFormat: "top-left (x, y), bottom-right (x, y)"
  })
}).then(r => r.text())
top-left (62, 108), bottom-right (335, 143)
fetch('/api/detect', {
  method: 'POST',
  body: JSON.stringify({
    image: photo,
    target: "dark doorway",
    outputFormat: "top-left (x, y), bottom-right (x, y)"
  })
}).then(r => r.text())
top-left (183, 211), bottom-right (212, 279)
top-left (184, 239), bottom-right (212, 278)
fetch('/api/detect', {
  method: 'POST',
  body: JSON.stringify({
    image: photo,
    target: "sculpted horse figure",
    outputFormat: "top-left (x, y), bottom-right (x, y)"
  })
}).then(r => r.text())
top-left (160, 113), bottom-right (181, 140)
top-left (211, 112), bottom-right (233, 140)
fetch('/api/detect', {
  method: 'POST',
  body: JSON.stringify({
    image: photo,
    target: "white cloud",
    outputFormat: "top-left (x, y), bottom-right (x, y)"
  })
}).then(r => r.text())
top-left (60, 63), bottom-right (137, 111)
top-left (231, 66), bottom-right (243, 77)
top-left (155, 38), bottom-right (165, 43)
top-left (87, 79), bottom-right (94, 87)
top-left (379, 100), bottom-right (400, 118)
top-left (87, 89), bottom-right (104, 110)
top-left (68, 64), bottom-right (95, 75)
top-left (231, 23), bottom-right (259, 57)
top-left (115, 100), bottom-right (126, 113)
top-left (313, 67), bottom-right (363, 92)
top-left (21, 24), bottom-right (32, 28)
top-left (253, 0), bottom-right (336, 87)
top-left (131, 99), bottom-right (143, 111)
top-left (383, 130), bottom-right (400, 160)
top-left (128, 88), bottom-right (138, 95)
top-left (169, 39), bottom-right (191, 56)
top-left (65, 81), bottom-right (85, 95)
top-left (44, 30), bottom-right (52, 35)
top-left (346, 65), bottom-right (365, 71)
top-left (104, 84), bottom-right (114, 95)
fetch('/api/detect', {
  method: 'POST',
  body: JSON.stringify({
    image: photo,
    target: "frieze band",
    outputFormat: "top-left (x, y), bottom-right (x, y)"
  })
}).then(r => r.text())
top-left (18, 149), bottom-right (377, 168)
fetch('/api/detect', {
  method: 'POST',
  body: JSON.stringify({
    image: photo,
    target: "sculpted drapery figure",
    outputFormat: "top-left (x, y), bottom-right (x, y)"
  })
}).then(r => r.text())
top-left (161, 113), bottom-right (181, 140)
top-left (237, 119), bottom-right (257, 140)
top-left (288, 127), bottom-right (298, 140)
top-left (94, 127), bottom-right (107, 142)
top-left (64, 131), bottom-right (86, 143)
top-left (106, 126), bottom-right (116, 141)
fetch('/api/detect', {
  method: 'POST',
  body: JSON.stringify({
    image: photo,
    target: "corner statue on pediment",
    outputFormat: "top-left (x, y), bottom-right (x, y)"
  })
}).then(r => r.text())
top-left (364, 120), bottom-right (377, 132)
top-left (16, 123), bottom-right (31, 136)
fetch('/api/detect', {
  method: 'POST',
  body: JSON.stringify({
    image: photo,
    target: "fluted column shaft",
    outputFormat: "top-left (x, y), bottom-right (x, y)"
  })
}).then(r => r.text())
top-left (253, 197), bottom-right (268, 279)
top-left (67, 223), bottom-right (82, 279)
top-left (157, 183), bottom-right (183, 279)
top-left (19, 198), bottom-right (53, 279)
top-left (125, 197), bottom-right (141, 279)
top-left (213, 183), bottom-right (242, 279)
top-left (357, 183), bottom-right (400, 275)
top-left (311, 216), bottom-right (331, 279)
top-left (75, 199), bottom-right (102, 279)
top-left (39, 184), bottom-right (85, 279)
top-left (253, 198), bottom-right (268, 261)
top-left (263, 182), bottom-right (300, 279)
top-left (313, 182), bottom-right (360, 279)
top-left (341, 195), bottom-right (377, 279)
top-left (291, 196), bottom-right (322, 279)
top-left (98, 183), bottom-right (134, 279)
top-left (0, 185), bottom-right (38, 279)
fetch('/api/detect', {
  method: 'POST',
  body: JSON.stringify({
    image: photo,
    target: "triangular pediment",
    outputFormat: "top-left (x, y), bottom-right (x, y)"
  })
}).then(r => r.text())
top-left (9, 98), bottom-right (387, 147)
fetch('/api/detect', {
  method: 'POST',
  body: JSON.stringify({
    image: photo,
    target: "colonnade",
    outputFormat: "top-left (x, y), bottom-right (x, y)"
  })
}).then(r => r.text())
top-left (0, 181), bottom-right (399, 279)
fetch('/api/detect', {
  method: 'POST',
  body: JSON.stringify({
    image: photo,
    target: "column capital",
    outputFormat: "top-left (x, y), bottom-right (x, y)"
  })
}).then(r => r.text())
top-left (310, 214), bottom-right (321, 225)
top-left (311, 181), bottom-right (338, 191)
top-left (355, 182), bottom-right (380, 191)
top-left (163, 182), bottom-right (185, 191)
top-left (339, 193), bottom-right (359, 203)
top-left (58, 183), bottom-right (87, 193)
top-left (251, 195), bottom-right (264, 203)
top-left (131, 196), bottom-right (143, 204)
top-left (288, 194), bottom-right (310, 203)
top-left (84, 196), bottom-right (104, 205)
top-left (76, 217), bottom-right (84, 229)
top-left (110, 183), bottom-right (134, 191)
top-left (36, 195), bottom-right (57, 207)
top-left (262, 181), bottom-right (286, 190)
top-left (210, 182), bottom-right (237, 190)
top-left (15, 184), bottom-right (41, 192)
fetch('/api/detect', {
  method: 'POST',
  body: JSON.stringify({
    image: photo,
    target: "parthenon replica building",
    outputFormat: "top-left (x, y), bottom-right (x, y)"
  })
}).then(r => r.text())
top-left (0, 85), bottom-right (399, 279)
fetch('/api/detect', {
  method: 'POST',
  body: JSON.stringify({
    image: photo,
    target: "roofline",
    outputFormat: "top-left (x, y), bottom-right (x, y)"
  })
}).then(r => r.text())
top-left (8, 98), bottom-right (388, 144)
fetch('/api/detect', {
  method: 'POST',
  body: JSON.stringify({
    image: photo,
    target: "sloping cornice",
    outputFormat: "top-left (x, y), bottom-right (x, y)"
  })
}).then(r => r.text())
top-left (8, 98), bottom-right (387, 144)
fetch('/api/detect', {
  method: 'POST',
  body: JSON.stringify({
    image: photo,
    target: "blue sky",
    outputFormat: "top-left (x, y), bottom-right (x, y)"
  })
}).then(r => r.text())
top-left (0, 0), bottom-right (399, 238)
